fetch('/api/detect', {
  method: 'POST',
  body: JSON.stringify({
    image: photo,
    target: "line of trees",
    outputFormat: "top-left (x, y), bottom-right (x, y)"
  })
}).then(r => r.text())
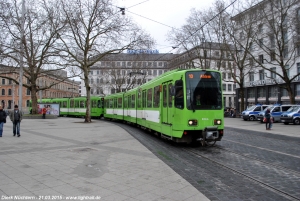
top-left (0, 0), bottom-right (154, 122)
top-left (167, 0), bottom-right (300, 111)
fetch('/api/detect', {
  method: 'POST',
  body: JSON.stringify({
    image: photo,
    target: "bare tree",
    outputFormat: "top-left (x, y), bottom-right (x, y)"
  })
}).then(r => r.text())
top-left (0, 0), bottom-right (73, 114)
top-left (217, 0), bottom-right (259, 111)
top-left (243, 0), bottom-right (300, 104)
top-left (58, 0), bottom-right (153, 122)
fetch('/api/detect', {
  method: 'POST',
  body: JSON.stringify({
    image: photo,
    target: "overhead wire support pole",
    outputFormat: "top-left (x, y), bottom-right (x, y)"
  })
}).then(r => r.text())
top-left (19, 0), bottom-right (25, 111)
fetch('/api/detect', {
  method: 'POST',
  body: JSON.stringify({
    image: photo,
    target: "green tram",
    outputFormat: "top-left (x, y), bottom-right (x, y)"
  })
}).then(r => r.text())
top-left (104, 69), bottom-right (224, 145)
top-left (31, 96), bottom-right (104, 118)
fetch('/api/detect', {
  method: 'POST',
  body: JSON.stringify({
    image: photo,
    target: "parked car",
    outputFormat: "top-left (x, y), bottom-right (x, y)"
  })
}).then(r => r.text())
top-left (257, 104), bottom-right (294, 123)
top-left (280, 105), bottom-right (300, 125)
top-left (241, 104), bottom-right (270, 121)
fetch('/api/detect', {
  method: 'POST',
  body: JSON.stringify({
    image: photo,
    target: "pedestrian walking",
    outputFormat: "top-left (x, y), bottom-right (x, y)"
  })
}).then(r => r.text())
top-left (42, 107), bottom-right (46, 119)
top-left (269, 116), bottom-right (274, 129)
top-left (0, 105), bottom-right (7, 137)
top-left (264, 108), bottom-right (271, 130)
top-left (9, 105), bottom-right (23, 137)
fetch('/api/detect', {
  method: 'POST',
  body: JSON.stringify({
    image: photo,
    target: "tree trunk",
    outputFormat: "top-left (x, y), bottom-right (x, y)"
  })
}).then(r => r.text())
top-left (84, 76), bottom-right (91, 123)
top-left (31, 88), bottom-right (39, 114)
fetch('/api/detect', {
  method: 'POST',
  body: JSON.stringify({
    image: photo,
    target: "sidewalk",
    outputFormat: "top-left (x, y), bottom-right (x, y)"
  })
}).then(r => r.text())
top-left (224, 117), bottom-right (300, 138)
top-left (0, 118), bottom-right (209, 201)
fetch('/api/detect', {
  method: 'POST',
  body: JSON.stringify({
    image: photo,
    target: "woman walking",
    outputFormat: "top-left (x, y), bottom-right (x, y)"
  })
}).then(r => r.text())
top-left (0, 105), bottom-right (7, 137)
top-left (265, 108), bottom-right (271, 130)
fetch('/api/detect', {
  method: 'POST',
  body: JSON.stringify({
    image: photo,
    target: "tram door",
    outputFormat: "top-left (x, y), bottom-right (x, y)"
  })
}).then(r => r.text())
top-left (162, 82), bottom-right (173, 126)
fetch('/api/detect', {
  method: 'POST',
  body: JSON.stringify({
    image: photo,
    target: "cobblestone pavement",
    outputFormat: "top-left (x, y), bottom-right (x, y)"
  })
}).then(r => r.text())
top-left (115, 121), bottom-right (300, 201)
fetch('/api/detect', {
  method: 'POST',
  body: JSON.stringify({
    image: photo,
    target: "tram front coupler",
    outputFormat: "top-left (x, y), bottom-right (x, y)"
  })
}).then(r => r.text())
top-left (197, 126), bottom-right (219, 146)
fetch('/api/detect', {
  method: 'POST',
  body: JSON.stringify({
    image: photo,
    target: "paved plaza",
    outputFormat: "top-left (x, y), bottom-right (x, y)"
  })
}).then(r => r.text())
top-left (0, 118), bottom-right (209, 201)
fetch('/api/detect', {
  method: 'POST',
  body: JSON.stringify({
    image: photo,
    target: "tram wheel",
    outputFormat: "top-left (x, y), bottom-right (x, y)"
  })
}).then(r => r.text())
top-left (206, 141), bottom-right (216, 146)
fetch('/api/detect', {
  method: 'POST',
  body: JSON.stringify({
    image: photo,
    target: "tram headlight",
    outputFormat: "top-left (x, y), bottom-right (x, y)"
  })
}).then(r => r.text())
top-left (214, 119), bottom-right (222, 125)
top-left (188, 120), bottom-right (198, 126)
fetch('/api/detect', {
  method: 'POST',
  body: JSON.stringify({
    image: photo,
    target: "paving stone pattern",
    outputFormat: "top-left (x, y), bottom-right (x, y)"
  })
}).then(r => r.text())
top-left (117, 122), bottom-right (300, 201)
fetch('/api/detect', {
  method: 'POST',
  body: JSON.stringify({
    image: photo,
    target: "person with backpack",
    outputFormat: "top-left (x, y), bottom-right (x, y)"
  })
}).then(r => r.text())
top-left (0, 105), bottom-right (7, 137)
top-left (9, 105), bottom-right (23, 137)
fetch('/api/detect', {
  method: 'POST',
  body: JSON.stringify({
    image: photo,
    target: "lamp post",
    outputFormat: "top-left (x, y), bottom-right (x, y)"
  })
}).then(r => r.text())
top-left (18, 0), bottom-right (25, 111)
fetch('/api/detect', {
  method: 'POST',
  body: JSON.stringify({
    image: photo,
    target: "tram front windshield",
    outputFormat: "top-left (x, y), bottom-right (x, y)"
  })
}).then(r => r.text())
top-left (185, 71), bottom-right (222, 110)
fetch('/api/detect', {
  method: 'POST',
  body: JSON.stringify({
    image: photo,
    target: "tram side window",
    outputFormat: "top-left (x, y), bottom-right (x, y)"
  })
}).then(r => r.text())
top-left (163, 85), bottom-right (167, 107)
top-left (138, 91), bottom-right (141, 108)
top-left (75, 101), bottom-right (79, 108)
top-left (109, 99), bottom-right (113, 108)
top-left (70, 99), bottom-right (74, 108)
top-left (153, 86), bottom-right (160, 108)
top-left (80, 101), bottom-right (84, 108)
top-left (128, 95), bottom-right (131, 108)
top-left (97, 100), bottom-right (101, 108)
top-left (147, 88), bottom-right (153, 108)
top-left (63, 101), bottom-right (67, 107)
top-left (118, 98), bottom-right (122, 108)
top-left (168, 84), bottom-right (173, 108)
top-left (124, 96), bottom-right (128, 108)
top-left (175, 80), bottom-right (184, 109)
top-left (142, 91), bottom-right (146, 108)
top-left (132, 94), bottom-right (135, 108)
top-left (114, 98), bottom-right (117, 108)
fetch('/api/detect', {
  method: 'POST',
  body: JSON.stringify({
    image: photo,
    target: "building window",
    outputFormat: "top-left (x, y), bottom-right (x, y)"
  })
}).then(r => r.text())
top-left (258, 87), bottom-right (266, 97)
top-left (269, 35), bottom-right (275, 48)
top-left (259, 70), bottom-right (265, 80)
top-left (223, 84), bottom-right (226, 91)
top-left (281, 88), bottom-right (288, 96)
top-left (1, 79), bottom-right (5, 85)
top-left (285, 65), bottom-right (290, 78)
top-left (248, 88), bottom-right (255, 98)
top-left (259, 39), bottom-right (263, 48)
top-left (283, 46), bottom-right (288, 58)
top-left (127, 62), bottom-right (131, 67)
top-left (8, 89), bottom-right (12, 95)
top-left (270, 67), bottom-right (276, 79)
top-left (259, 55), bottom-right (264, 64)
top-left (1, 89), bottom-right (5, 95)
top-left (228, 84), bottom-right (232, 91)
top-left (228, 73), bottom-right (232, 80)
top-left (228, 62), bottom-right (231, 68)
top-left (269, 86), bottom-right (277, 97)
top-left (249, 72), bottom-right (254, 82)
top-left (26, 88), bottom-right (31, 95)
top-left (270, 50), bottom-right (276, 61)
top-left (258, 24), bottom-right (263, 33)
top-left (222, 72), bottom-right (226, 79)
top-left (296, 84), bottom-right (300, 96)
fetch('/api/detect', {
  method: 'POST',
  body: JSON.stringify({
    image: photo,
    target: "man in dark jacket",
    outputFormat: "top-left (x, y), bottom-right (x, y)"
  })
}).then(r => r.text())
top-left (9, 105), bottom-right (22, 137)
top-left (0, 105), bottom-right (7, 137)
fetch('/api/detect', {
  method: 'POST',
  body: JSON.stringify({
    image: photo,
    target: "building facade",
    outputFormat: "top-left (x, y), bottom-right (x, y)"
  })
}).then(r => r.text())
top-left (80, 53), bottom-right (177, 96)
top-left (232, 0), bottom-right (300, 111)
top-left (82, 46), bottom-right (237, 109)
top-left (0, 68), bottom-right (80, 112)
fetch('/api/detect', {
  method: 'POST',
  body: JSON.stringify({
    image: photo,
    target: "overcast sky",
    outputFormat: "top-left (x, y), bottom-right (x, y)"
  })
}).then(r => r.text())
top-left (117, 0), bottom-right (216, 53)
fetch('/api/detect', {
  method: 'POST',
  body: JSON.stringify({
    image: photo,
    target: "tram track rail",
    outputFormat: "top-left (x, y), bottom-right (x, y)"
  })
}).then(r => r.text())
top-left (215, 141), bottom-right (300, 176)
top-left (183, 147), bottom-right (300, 201)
